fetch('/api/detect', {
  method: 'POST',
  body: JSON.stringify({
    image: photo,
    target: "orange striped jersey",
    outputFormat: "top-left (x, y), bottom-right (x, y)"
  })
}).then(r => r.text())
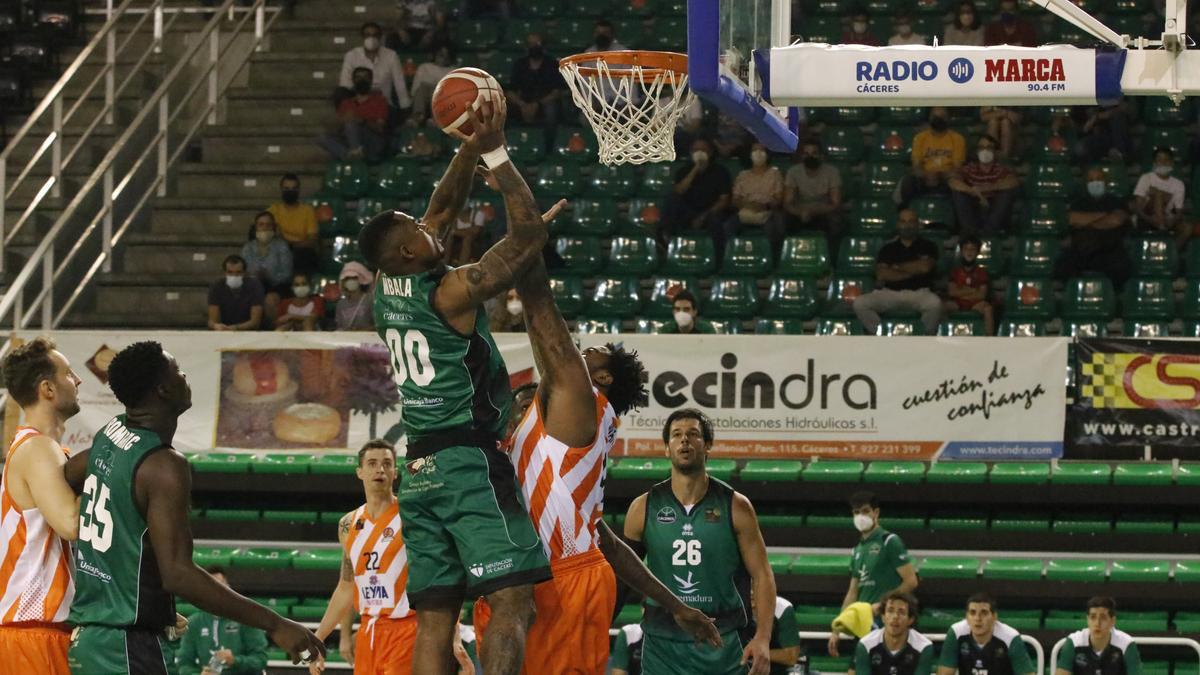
top-left (0, 427), bottom-right (74, 625)
top-left (344, 500), bottom-right (413, 620)
top-left (509, 388), bottom-right (618, 562)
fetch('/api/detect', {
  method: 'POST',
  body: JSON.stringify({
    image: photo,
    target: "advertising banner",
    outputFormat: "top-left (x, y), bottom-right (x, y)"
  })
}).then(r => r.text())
top-left (1070, 337), bottom-right (1200, 448)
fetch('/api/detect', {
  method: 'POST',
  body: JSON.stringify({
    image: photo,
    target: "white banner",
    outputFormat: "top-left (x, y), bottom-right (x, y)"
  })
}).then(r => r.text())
top-left (769, 44), bottom-right (1100, 106)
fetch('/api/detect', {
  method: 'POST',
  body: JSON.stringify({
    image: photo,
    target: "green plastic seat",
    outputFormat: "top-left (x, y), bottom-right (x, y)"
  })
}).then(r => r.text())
top-left (983, 558), bottom-right (1043, 580)
top-left (871, 126), bottom-right (915, 162)
top-left (1051, 462), bottom-right (1112, 485)
top-left (553, 126), bottom-right (598, 163)
top-left (1053, 518), bottom-right (1111, 534)
top-left (722, 236), bottom-right (773, 276)
top-left (920, 557), bottom-right (979, 579)
top-left (755, 318), bottom-right (805, 335)
top-left (706, 277), bottom-right (760, 319)
top-left (309, 454), bottom-right (358, 475)
top-left (662, 235), bottom-right (717, 276)
top-left (1044, 610), bottom-right (1083, 630)
top-left (456, 19), bottom-right (499, 49)
top-left (992, 516), bottom-right (1049, 532)
top-left (292, 549), bottom-right (343, 571)
top-left (639, 161), bottom-right (684, 196)
top-left (355, 196), bottom-right (393, 228)
top-left (261, 510), bottom-right (318, 524)
top-left (323, 160), bottom-right (370, 199)
top-left (777, 235), bottom-right (831, 276)
top-left (1140, 126), bottom-right (1189, 164)
top-left (837, 237), bottom-right (883, 275)
top-left (1064, 319), bottom-right (1109, 338)
top-left (998, 319), bottom-right (1049, 337)
top-left (1122, 277), bottom-right (1175, 321)
top-left (548, 275), bottom-right (586, 318)
top-left (1141, 662), bottom-right (1172, 675)
top-left (1143, 97), bottom-right (1192, 125)
top-left (373, 158), bottom-right (423, 199)
top-left (310, 194), bottom-right (350, 238)
top-left (607, 236), bottom-right (658, 275)
top-left (863, 461), bottom-right (926, 483)
top-left (768, 552), bottom-right (795, 577)
top-left (824, 276), bottom-right (873, 316)
top-left (586, 165), bottom-right (637, 199)
top-left (524, 0), bottom-right (561, 18)
top-left (763, 277), bottom-right (819, 319)
top-left (555, 235), bottom-right (604, 275)
top-left (191, 452), bottom-right (256, 474)
top-left (929, 514), bottom-right (987, 531)
top-left (863, 163), bottom-right (906, 197)
top-left (1178, 463), bottom-right (1200, 485)
top-left (1062, 277), bottom-right (1117, 320)
top-left (1175, 611), bottom-right (1200, 631)
top-left (790, 554), bottom-right (850, 576)
top-left (822, 126), bottom-right (866, 163)
top-left (1046, 559), bottom-right (1107, 582)
top-left (803, 461), bottom-right (864, 482)
top-left (1115, 515), bottom-right (1174, 534)
top-left (1004, 278), bottom-right (1055, 319)
top-left (707, 459), bottom-right (738, 481)
top-left (646, 277), bottom-right (699, 318)
top-left (848, 198), bottom-right (897, 237)
top-left (926, 462), bottom-right (987, 484)
top-left (204, 509), bottom-right (260, 522)
top-left (608, 457), bottom-right (671, 480)
top-left (815, 316), bottom-right (866, 335)
top-left (535, 162), bottom-right (581, 196)
top-left (1129, 236), bottom-right (1179, 277)
top-left (568, 199), bottom-right (620, 236)
top-left (503, 18), bottom-right (548, 50)
top-left (576, 316), bottom-right (622, 334)
top-left (289, 604), bottom-right (326, 621)
top-left (758, 514), bottom-right (805, 528)
top-left (911, 196), bottom-right (953, 228)
top-left (1003, 610), bottom-right (1043, 632)
top-left (990, 462), bottom-right (1050, 484)
top-left (590, 277), bottom-right (642, 318)
top-left (254, 453), bottom-right (311, 474)
top-left (1110, 561), bottom-right (1171, 583)
top-left (1019, 200), bottom-right (1067, 236)
top-left (740, 460), bottom-right (804, 482)
top-left (1028, 162), bottom-right (1073, 198)
top-left (233, 548), bottom-right (294, 570)
top-left (885, 515), bottom-right (926, 530)
top-left (194, 546), bottom-right (237, 567)
top-left (1032, 130), bottom-right (1073, 163)
top-left (795, 605), bottom-right (841, 628)
top-left (1177, 561), bottom-right (1200, 582)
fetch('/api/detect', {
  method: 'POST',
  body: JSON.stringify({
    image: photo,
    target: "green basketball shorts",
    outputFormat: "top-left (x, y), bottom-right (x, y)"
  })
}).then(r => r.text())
top-left (398, 444), bottom-right (551, 608)
top-left (640, 629), bottom-right (747, 675)
top-left (68, 625), bottom-right (176, 675)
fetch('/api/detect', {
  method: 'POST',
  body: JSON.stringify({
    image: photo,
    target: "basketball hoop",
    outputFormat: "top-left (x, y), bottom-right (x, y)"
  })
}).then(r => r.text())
top-left (559, 50), bottom-right (695, 165)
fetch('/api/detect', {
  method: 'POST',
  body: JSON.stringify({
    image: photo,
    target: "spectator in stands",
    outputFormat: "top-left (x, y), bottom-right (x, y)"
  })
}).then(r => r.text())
top-left (785, 139), bottom-right (843, 237)
top-left (268, 174), bottom-right (320, 275)
top-left (937, 593), bottom-right (1037, 675)
top-left (827, 491), bottom-right (919, 657)
top-left (888, 12), bottom-right (926, 45)
top-left (945, 235), bottom-right (995, 335)
top-left (390, 0), bottom-right (448, 51)
top-left (847, 592), bottom-right (934, 675)
top-left (335, 262), bottom-right (374, 331)
top-left (411, 46), bottom-right (455, 125)
top-left (488, 288), bottom-right (526, 333)
top-left (853, 210), bottom-right (942, 335)
top-left (899, 107), bottom-right (966, 206)
top-left (949, 134), bottom-right (1019, 235)
top-left (207, 255), bottom-right (264, 331)
top-left (446, 202), bottom-right (487, 266)
top-left (320, 66), bottom-right (391, 163)
top-left (980, 106), bottom-right (1021, 159)
top-left (240, 210), bottom-right (293, 325)
top-left (1074, 104), bottom-right (1132, 162)
top-left (841, 8), bottom-right (880, 45)
top-left (1134, 147), bottom-right (1188, 243)
top-left (725, 142), bottom-right (786, 256)
top-left (508, 33), bottom-right (564, 150)
top-left (984, 0), bottom-right (1037, 46)
top-left (275, 273), bottom-right (324, 332)
top-left (944, 1), bottom-right (985, 45)
top-left (660, 290), bottom-right (717, 334)
top-left (1056, 167), bottom-right (1133, 288)
top-left (174, 567), bottom-right (268, 675)
top-left (1054, 598), bottom-right (1142, 675)
top-left (587, 19), bottom-right (627, 53)
top-left (659, 137), bottom-right (733, 256)
top-left (338, 22), bottom-right (410, 113)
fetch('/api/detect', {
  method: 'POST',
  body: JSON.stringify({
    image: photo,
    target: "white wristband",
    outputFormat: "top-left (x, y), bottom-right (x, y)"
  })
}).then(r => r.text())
top-left (481, 147), bottom-right (511, 169)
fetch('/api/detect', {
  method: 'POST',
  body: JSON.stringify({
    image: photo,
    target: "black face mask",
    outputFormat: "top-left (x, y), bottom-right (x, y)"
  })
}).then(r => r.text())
top-left (930, 116), bottom-right (948, 132)
top-left (353, 80), bottom-right (371, 95)
top-left (961, 258), bottom-right (978, 269)
top-left (594, 33), bottom-right (613, 49)
top-left (282, 189), bottom-right (299, 205)
top-left (803, 156), bottom-right (821, 170)
top-left (528, 45), bottom-right (544, 59)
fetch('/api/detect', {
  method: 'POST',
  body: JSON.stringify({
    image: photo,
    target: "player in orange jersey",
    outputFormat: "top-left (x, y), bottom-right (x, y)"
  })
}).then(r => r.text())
top-left (311, 439), bottom-right (417, 675)
top-left (0, 337), bottom-right (83, 675)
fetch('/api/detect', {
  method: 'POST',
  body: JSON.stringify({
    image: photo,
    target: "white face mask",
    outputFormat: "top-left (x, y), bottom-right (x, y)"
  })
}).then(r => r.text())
top-left (226, 274), bottom-right (243, 290)
top-left (363, 36), bottom-right (380, 51)
top-left (343, 279), bottom-right (361, 293)
top-left (977, 149), bottom-right (995, 164)
top-left (1087, 180), bottom-right (1106, 198)
top-left (853, 513), bottom-right (875, 532)
top-left (853, 21), bottom-right (868, 33)
top-left (673, 310), bottom-right (694, 328)
top-left (751, 150), bottom-right (768, 166)
top-left (255, 230), bottom-right (273, 244)
top-left (1155, 164), bottom-right (1173, 177)
top-left (506, 299), bottom-right (523, 316)
top-left (691, 150), bottom-right (709, 165)
top-left (293, 285), bottom-right (310, 297)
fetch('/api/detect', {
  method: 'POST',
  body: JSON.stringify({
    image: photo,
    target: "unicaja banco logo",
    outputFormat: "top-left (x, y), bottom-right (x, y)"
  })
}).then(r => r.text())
top-left (948, 58), bottom-right (974, 83)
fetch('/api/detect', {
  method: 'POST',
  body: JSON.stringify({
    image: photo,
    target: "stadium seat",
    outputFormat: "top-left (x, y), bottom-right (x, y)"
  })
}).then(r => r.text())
top-left (920, 557), bottom-right (979, 579)
top-left (814, 317), bottom-right (866, 335)
top-left (1052, 462), bottom-right (1112, 484)
top-left (1004, 278), bottom-right (1055, 319)
top-left (590, 277), bottom-right (641, 318)
top-left (395, 126), bottom-right (445, 159)
top-left (204, 509), bottom-right (259, 522)
top-left (707, 319), bottom-right (743, 334)
top-left (608, 457), bottom-right (671, 480)
top-left (1129, 236), bottom-right (1179, 277)
top-left (607, 235), bottom-right (658, 275)
top-left (194, 546), bottom-right (237, 567)
top-left (233, 548), bottom-right (293, 570)
top-left (824, 276), bottom-right (873, 316)
top-left (1123, 321), bottom-right (1170, 337)
top-left (1028, 163), bottom-right (1073, 198)
top-left (292, 549), bottom-right (342, 571)
top-left (1140, 126), bottom-right (1189, 164)
top-left (553, 127), bottom-right (598, 163)
top-left (707, 459), bottom-right (738, 481)
top-left (662, 235), bottom-right (717, 275)
top-left (925, 462), bottom-right (987, 483)
top-left (1031, 130), bottom-right (1073, 163)
top-left (777, 235), bottom-right (831, 276)
top-left (1177, 562), bottom-right (1200, 583)
top-left (1020, 200), bottom-right (1068, 236)
top-left (536, 162), bottom-right (582, 196)
top-left (1046, 559), bottom-right (1107, 582)
top-left (1043, 609), bottom-right (1082, 630)
top-left (555, 235), bottom-right (604, 274)
top-left (1115, 515), bottom-right (1174, 534)
top-left (929, 514), bottom-right (987, 531)
top-left (261, 510), bottom-right (317, 524)
top-left (837, 237), bottom-right (882, 275)
top-left (1113, 463), bottom-right (1174, 486)
top-left (803, 461), bottom-right (864, 482)
top-left (323, 161), bottom-right (370, 199)
top-left (254, 454), bottom-right (311, 474)
top-left (549, 275), bottom-right (588, 317)
top-left (647, 17), bottom-right (688, 50)
top-left (1062, 276), bottom-right (1116, 320)
top-left (310, 454), bottom-right (358, 475)
top-left (310, 195), bottom-right (350, 238)
top-left (863, 461), bottom-right (925, 483)
top-left (1053, 517), bottom-right (1111, 534)
top-left (822, 127), bottom-right (866, 163)
top-left (456, 19), bottom-right (500, 49)
top-left (740, 460), bottom-right (804, 481)
top-left (768, 553), bottom-right (795, 577)
top-left (983, 558), bottom-right (1044, 581)
top-left (1123, 277), bottom-right (1175, 320)
top-left (801, 16), bottom-right (843, 43)
top-left (1064, 320), bottom-right (1108, 338)
top-left (878, 316), bottom-right (922, 336)
top-left (586, 164), bottom-right (637, 198)
top-left (879, 106), bottom-right (927, 125)
top-left (790, 555), bottom-right (850, 575)
top-left (863, 163), bottom-right (906, 197)
top-left (355, 196), bottom-right (390, 228)
top-left (501, 125), bottom-right (549, 167)
top-left (626, 198), bottom-right (663, 235)
top-left (998, 319), bottom-right (1048, 337)
top-left (807, 105), bottom-right (877, 126)
top-left (575, 317), bottom-right (621, 334)
top-left (504, 19), bottom-right (548, 50)
top-left (911, 196), bottom-right (953, 228)
top-left (721, 236), bottom-right (774, 276)
top-left (849, 198), bottom-right (897, 237)
top-left (992, 515), bottom-right (1050, 531)
top-left (763, 277), bottom-right (819, 319)
top-left (639, 161), bottom-right (682, 196)
top-left (191, 452), bottom-right (256, 474)
top-left (373, 158), bottom-right (422, 199)
top-left (706, 277), bottom-right (759, 318)
top-left (1117, 610), bottom-right (1171, 629)
top-left (646, 277), bottom-right (699, 317)
top-left (524, 0), bottom-right (562, 16)
top-left (871, 126), bottom-right (915, 162)
top-left (938, 314), bottom-right (986, 336)
top-left (755, 318), bottom-right (805, 334)
top-left (570, 199), bottom-right (620, 236)
top-left (989, 462), bottom-right (1050, 484)
top-left (956, 237), bottom-right (1005, 275)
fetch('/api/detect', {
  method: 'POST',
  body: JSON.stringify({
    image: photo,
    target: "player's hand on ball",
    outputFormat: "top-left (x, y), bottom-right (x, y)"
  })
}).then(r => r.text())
top-left (269, 617), bottom-right (326, 665)
top-left (673, 605), bottom-right (722, 648)
top-left (451, 97), bottom-right (507, 153)
top-left (742, 635), bottom-right (771, 675)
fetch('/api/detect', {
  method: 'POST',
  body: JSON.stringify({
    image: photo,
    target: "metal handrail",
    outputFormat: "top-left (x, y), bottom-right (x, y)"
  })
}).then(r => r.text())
top-left (1049, 635), bottom-right (1200, 675)
top-left (813, 630), bottom-right (1046, 675)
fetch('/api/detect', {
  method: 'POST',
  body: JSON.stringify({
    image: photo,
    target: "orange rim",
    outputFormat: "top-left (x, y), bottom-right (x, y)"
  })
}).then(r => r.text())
top-left (559, 50), bottom-right (688, 79)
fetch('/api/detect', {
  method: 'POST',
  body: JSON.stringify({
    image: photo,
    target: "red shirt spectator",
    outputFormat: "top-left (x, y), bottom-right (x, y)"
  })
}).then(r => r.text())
top-left (950, 264), bottom-right (989, 310)
top-left (841, 13), bottom-right (880, 45)
top-left (984, 0), bottom-right (1037, 46)
top-left (337, 91), bottom-right (389, 125)
top-left (957, 159), bottom-right (1013, 187)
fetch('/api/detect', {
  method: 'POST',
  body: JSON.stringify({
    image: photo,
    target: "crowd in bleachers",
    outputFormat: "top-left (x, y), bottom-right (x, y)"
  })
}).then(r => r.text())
top-left (0, 0), bottom-right (83, 137)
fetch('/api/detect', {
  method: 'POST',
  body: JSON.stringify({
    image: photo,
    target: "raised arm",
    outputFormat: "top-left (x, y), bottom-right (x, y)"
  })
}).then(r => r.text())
top-left (423, 141), bottom-right (482, 239)
top-left (16, 436), bottom-right (79, 539)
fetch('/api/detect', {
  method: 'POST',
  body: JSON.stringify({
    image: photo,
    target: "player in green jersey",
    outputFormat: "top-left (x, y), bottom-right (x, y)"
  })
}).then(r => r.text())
top-left (356, 96), bottom-right (558, 675)
top-left (624, 408), bottom-right (776, 675)
top-left (64, 341), bottom-right (323, 674)
top-left (937, 593), bottom-right (1036, 675)
top-left (1055, 597), bottom-right (1142, 675)
top-left (849, 592), bottom-right (935, 675)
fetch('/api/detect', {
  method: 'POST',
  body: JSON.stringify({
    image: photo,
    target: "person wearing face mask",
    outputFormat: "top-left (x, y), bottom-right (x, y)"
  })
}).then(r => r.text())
top-left (852, 209), bottom-right (943, 335)
top-left (984, 0), bottom-right (1037, 46)
top-left (827, 492), bottom-right (918, 658)
top-left (1056, 167), bottom-right (1133, 288)
top-left (240, 211), bottom-right (293, 326)
top-left (659, 290), bottom-right (716, 334)
top-left (207, 255), bottom-right (264, 331)
top-left (507, 32), bottom-right (565, 151)
top-left (585, 19), bottom-right (627, 53)
top-left (841, 8), bottom-right (880, 45)
top-left (337, 21), bottom-right (410, 113)
top-left (979, 106), bottom-right (1021, 160)
top-left (335, 261), bottom-right (375, 331)
top-left (320, 66), bottom-right (391, 162)
top-left (943, 1), bottom-right (985, 46)
top-left (488, 288), bottom-right (527, 333)
top-left (785, 139), bottom-right (843, 237)
top-left (268, 174), bottom-right (320, 276)
top-left (275, 273), bottom-right (325, 332)
top-left (945, 235), bottom-right (995, 335)
top-left (900, 107), bottom-right (965, 205)
top-left (948, 135), bottom-right (1020, 235)
top-left (1134, 147), bottom-right (1188, 244)
top-left (725, 143), bottom-right (786, 257)
top-left (887, 12), bottom-right (925, 45)
top-left (411, 46), bottom-right (456, 125)
top-left (392, 0), bottom-right (448, 51)
top-left (660, 137), bottom-right (734, 253)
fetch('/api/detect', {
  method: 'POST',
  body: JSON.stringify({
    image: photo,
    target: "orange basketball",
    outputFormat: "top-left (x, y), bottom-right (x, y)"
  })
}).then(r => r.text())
top-left (432, 67), bottom-right (503, 137)
top-left (315, 204), bottom-right (334, 224)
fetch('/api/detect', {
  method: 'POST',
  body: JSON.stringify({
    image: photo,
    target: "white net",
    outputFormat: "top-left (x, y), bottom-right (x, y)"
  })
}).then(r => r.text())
top-left (559, 53), bottom-right (696, 165)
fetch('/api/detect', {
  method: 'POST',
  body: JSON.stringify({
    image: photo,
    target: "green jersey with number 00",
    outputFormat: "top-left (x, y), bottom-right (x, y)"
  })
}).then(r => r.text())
top-left (374, 269), bottom-right (512, 441)
top-left (69, 415), bottom-right (175, 630)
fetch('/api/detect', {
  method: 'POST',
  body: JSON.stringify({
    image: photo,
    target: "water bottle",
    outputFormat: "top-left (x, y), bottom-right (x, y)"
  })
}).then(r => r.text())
top-left (787, 653), bottom-right (810, 675)
top-left (206, 653), bottom-right (224, 674)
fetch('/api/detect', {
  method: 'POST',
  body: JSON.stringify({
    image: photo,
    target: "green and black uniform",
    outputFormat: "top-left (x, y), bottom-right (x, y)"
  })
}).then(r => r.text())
top-left (939, 620), bottom-right (1036, 675)
top-left (375, 269), bottom-right (549, 606)
top-left (1056, 629), bottom-right (1142, 675)
top-left (68, 416), bottom-right (176, 675)
top-left (611, 623), bottom-right (645, 675)
top-left (770, 596), bottom-right (802, 675)
top-left (639, 477), bottom-right (751, 675)
top-left (853, 627), bottom-right (935, 675)
top-left (850, 527), bottom-right (911, 605)
top-left (174, 611), bottom-right (268, 675)
top-left (659, 318), bottom-right (717, 334)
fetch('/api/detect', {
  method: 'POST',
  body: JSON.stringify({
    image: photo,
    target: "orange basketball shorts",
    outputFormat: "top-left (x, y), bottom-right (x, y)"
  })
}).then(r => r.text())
top-left (474, 548), bottom-right (617, 675)
top-left (0, 623), bottom-right (70, 675)
top-left (353, 614), bottom-right (417, 675)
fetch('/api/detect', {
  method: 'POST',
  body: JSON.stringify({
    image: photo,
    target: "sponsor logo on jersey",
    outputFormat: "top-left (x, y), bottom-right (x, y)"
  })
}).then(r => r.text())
top-left (869, 543), bottom-right (882, 554)
top-left (469, 564), bottom-right (484, 578)
top-left (704, 507), bottom-right (721, 523)
top-left (961, 643), bottom-right (972, 655)
top-left (362, 585), bottom-right (391, 600)
top-left (407, 456), bottom-right (438, 477)
top-left (369, 575), bottom-right (379, 585)
top-left (381, 276), bottom-right (415, 297)
top-left (673, 571), bottom-right (700, 595)
top-left (872, 653), bottom-right (883, 665)
top-left (656, 507), bottom-right (677, 524)
top-left (996, 647), bottom-right (1006, 658)
top-left (382, 527), bottom-right (395, 541)
top-left (681, 523), bottom-right (694, 537)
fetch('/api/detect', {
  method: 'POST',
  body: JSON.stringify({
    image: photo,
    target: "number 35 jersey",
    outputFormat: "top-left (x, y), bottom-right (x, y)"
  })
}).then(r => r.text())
top-left (69, 415), bottom-right (174, 630)
top-left (344, 500), bottom-right (413, 620)
top-left (374, 269), bottom-right (512, 442)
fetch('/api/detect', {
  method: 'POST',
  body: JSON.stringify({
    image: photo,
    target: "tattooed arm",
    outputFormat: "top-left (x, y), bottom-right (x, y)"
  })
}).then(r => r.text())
top-left (314, 512), bottom-right (359, 643)
top-left (423, 140), bottom-right (481, 242)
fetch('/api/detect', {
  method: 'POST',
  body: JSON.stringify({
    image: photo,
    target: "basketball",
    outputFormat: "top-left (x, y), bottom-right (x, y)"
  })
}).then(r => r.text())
top-left (431, 67), bottom-right (503, 137)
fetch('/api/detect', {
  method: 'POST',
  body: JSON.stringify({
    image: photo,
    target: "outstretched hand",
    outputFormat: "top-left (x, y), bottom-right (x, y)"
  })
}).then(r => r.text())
top-left (449, 95), bottom-right (507, 154)
top-left (672, 604), bottom-right (723, 648)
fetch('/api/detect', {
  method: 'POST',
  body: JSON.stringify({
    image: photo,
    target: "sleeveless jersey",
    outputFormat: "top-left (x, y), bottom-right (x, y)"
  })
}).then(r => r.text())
top-left (374, 269), bottom-right (511, 441)
top-left (855, 627), bottom-right (935, 675)
top-left (509, 387), bottom-right (618, 562)
top-left (344, 500), bottom-right (413, 620)
top-left (0, 428), bottom-right (74, 625)
top-left (641, 477), bottom-right (749, 639)
top-left (69, 415), bottom-right (174, 630)
top-left (942, 620), bottom-right (1035, 675)
top-left (1058, 629), bottom-right (1141, 675)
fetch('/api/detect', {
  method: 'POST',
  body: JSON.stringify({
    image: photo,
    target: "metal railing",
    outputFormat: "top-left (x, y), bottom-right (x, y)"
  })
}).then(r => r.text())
top-left (0, 0), bottom-right (282, 335)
